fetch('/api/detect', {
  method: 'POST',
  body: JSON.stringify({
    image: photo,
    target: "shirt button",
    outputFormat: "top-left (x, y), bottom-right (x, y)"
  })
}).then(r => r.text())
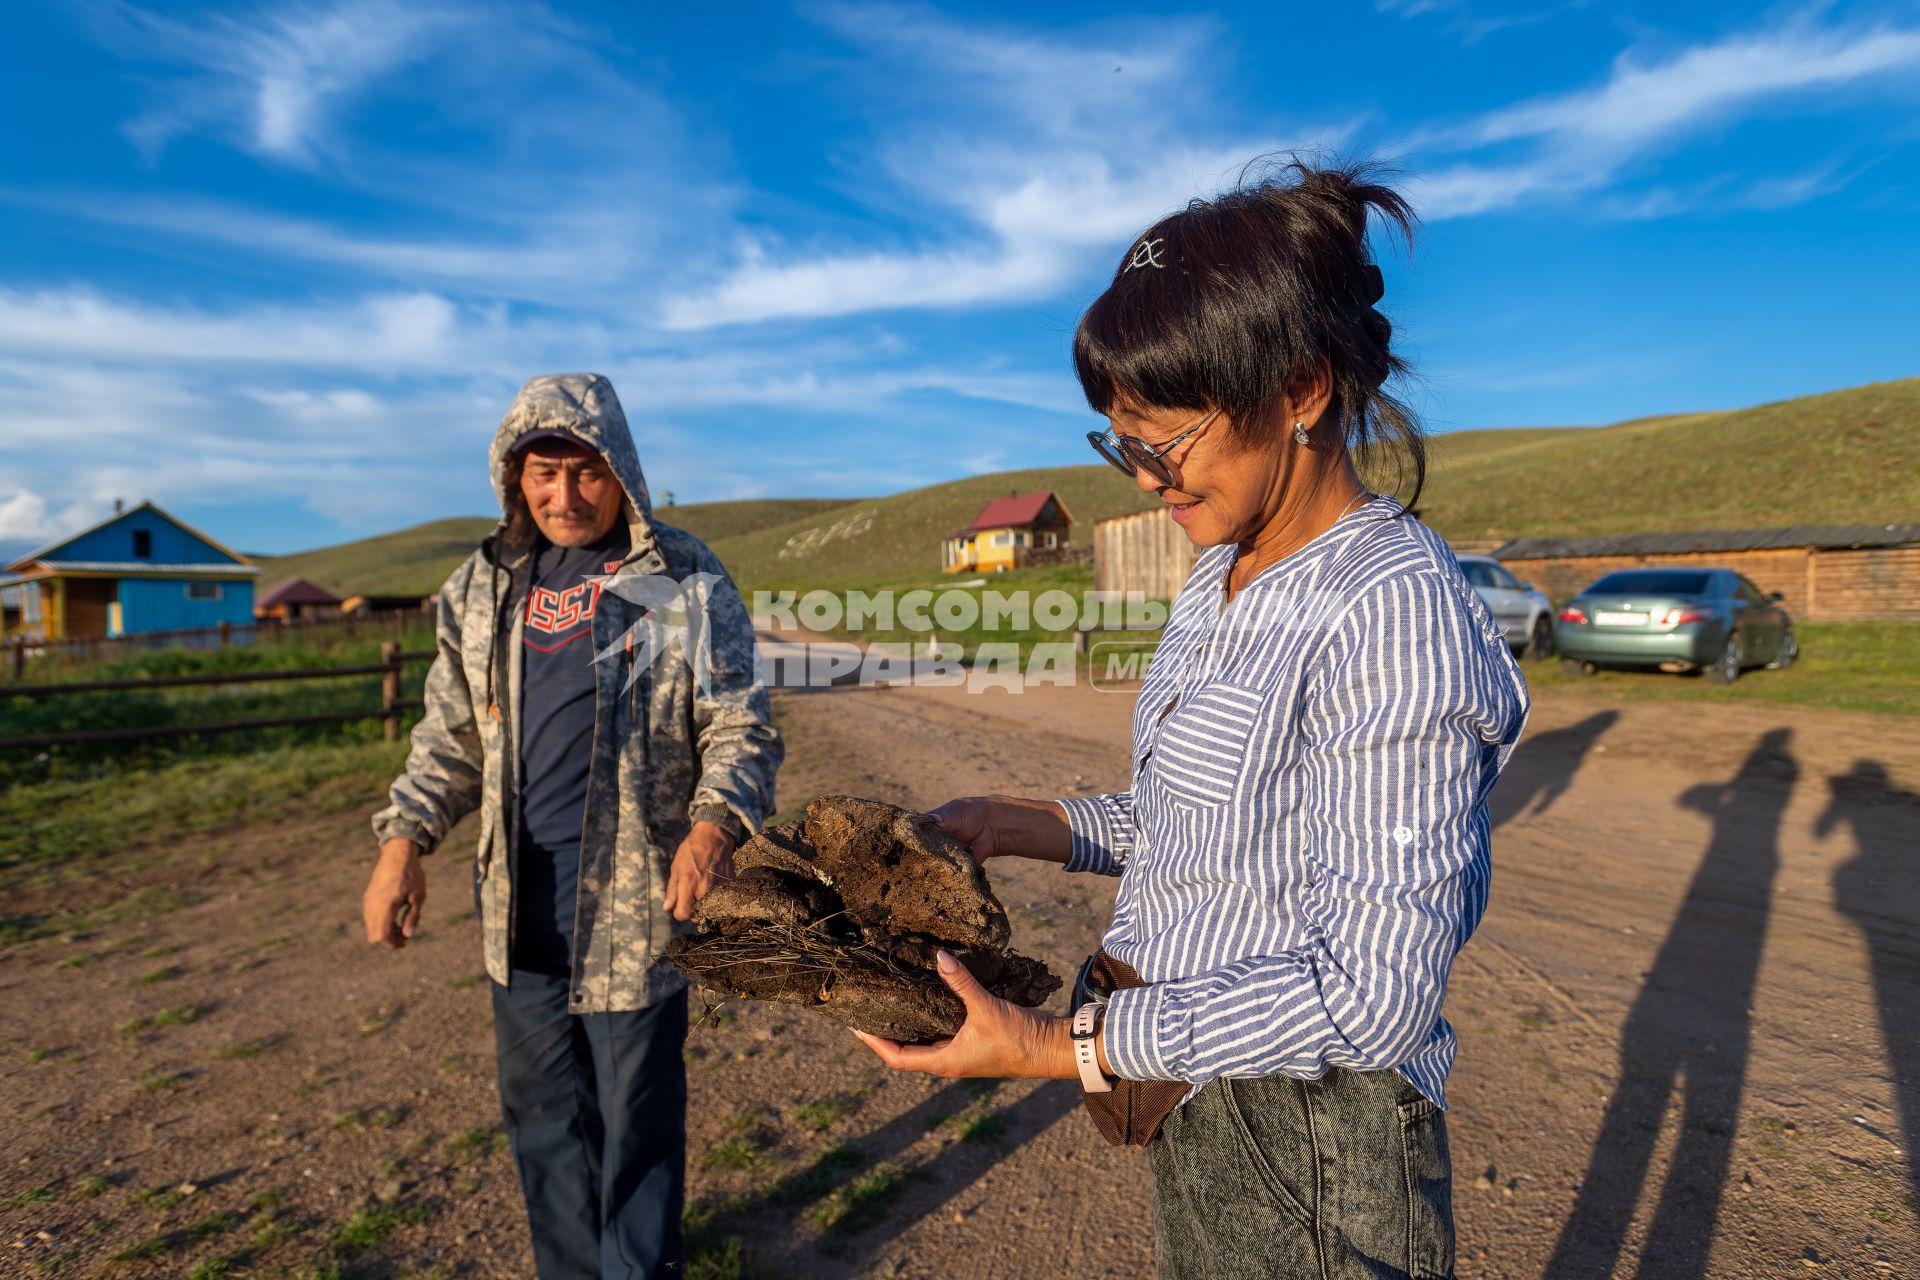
top-left (1393, 826), bottom-right (1414, 846)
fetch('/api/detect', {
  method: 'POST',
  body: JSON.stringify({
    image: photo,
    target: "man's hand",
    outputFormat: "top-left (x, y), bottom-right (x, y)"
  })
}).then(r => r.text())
top-left (363, 838), bottom-right (426, 949)
top-left (665, 820), bottom-right (736, 922)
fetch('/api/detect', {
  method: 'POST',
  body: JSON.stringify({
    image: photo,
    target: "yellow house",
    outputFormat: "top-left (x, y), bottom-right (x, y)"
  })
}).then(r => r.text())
top-left (941, 492), bottom-right (1075, 573)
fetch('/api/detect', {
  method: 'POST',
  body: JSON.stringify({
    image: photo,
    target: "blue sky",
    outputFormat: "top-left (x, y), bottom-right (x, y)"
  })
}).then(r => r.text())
top-left (2, 1), bottom-right (1916, 557)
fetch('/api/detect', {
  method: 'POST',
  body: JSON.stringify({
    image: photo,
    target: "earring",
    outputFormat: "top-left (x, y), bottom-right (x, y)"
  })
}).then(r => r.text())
top-left (1292, 421), bottom-right (1309, 446)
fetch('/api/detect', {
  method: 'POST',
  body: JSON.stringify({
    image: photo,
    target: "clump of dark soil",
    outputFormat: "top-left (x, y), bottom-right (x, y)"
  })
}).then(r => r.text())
top-left (668, 795), bottom-right (1060, 1042)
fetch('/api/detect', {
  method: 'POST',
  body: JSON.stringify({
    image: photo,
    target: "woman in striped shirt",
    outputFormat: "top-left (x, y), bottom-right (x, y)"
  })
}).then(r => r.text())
top-left (854, 159), bottom-right (1530, 1280)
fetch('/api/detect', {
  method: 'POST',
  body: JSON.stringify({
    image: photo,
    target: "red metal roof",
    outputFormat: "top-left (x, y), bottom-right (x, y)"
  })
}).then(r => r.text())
top-left (257, 577), bottom-right (342, 609)
top-left (962, 492), bottom-right (1067, 534)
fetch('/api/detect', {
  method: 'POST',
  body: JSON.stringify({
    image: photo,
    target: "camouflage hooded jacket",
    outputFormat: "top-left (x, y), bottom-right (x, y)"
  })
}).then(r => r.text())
top-left (371, 373), bottom-right (783, 1012)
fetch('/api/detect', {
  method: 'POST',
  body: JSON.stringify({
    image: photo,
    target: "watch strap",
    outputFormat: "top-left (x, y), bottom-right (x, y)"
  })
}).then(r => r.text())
top-left (1071, 1003), bottom-right (1114, 1094)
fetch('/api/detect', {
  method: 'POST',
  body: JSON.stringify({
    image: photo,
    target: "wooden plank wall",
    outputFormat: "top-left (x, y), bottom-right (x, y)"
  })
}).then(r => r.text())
top-left (1810, 546), bottom-right (1920, 622)
top-left (1094, 508), bottom-right (1198, 604)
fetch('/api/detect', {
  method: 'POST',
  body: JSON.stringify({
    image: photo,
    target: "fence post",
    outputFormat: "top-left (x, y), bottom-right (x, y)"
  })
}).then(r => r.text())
top-left (8, 637), bottom-right (21, 683)
top-left (219, 620), bottom-right (232, 650)
top-left (381, 641), bottom-right (402, 742)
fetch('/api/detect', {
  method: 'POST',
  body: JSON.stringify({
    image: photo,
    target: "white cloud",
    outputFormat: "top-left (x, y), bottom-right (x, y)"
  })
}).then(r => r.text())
top-left (663, 6), bottom-right (1312, 329)
top-left (1413, 20), bottom-right (1920, 218)
top-left (0, 287), bottom-right (487, 368)
top-left (99, 0), bottom-right (478, 167)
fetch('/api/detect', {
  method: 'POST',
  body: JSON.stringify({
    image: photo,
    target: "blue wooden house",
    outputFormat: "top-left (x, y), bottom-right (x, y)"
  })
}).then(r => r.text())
top-left (0, 502), bottom-right (259, 642)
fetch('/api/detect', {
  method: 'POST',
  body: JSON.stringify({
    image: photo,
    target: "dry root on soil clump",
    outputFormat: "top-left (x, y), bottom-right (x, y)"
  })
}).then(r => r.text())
top-left (667, 795), bottom-right (1060, 1042)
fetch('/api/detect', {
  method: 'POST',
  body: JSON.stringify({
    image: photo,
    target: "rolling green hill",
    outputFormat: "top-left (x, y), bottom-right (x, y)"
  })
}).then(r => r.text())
top-left (257, 498), bottom-right (857, 597)
top-left (1415, 378), bottom-right (1920, 541)
top-left (256, 378), bottom-right (1919, 598)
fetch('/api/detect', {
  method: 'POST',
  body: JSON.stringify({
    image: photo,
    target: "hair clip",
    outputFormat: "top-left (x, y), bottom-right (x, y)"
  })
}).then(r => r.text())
top-left (1125, 238), bottom-right (1166, 272)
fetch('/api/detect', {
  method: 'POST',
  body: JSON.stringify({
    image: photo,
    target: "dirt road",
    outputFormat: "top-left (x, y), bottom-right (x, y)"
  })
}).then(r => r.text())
top-left (2, 677), bottom-right (1916, 1279)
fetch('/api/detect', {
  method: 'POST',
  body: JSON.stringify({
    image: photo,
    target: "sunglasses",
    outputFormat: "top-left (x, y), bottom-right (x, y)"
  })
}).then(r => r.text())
top-left (1086, 407), bottom-right (1222, 487)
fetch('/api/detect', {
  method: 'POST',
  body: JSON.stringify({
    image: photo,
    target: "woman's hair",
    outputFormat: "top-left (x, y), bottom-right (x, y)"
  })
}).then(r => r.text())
top-left (1074, 155), bottom-right (1424, 505)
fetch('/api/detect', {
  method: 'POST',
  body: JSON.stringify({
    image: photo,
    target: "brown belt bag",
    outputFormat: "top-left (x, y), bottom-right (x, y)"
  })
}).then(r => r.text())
top-left (1076, 949), bottom-right (1189, 1147)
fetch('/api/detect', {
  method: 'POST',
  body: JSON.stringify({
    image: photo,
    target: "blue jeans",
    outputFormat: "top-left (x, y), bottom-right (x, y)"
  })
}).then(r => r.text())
top-left (1149, 1068), bottom-right (1455, 1280)
top-left (491, 972), bottom-right (687, 1279)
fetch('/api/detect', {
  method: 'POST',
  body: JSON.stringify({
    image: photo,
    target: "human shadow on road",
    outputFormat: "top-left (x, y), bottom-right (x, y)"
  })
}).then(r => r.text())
top-left (1492, 710), bottom-right (1621, 829)
top-left (1545, 727), bottom-right (1797, 1280)
top-left (1821, 760), bottom-right (1920, 1219)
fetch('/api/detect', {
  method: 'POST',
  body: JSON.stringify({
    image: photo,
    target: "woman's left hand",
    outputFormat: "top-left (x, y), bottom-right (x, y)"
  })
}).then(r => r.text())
top-left (852, 950), bottom-right (1075, 1081)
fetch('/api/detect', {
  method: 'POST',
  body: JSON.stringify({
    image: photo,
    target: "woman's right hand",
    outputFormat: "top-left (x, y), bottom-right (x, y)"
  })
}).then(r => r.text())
top-left (930, 795), bottom-right (1073, 867)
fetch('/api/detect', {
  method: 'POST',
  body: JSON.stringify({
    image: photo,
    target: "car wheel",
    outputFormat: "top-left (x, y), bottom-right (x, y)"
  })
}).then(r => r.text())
top-left (1767, 628), bottom-right (1798, 671)
top-left (1527, 615), bottom-right (1555, 661)
top-left (1706, 632), bottom-right (1742, 685)
top-left (1560, 657), bottom-right (1596, 677)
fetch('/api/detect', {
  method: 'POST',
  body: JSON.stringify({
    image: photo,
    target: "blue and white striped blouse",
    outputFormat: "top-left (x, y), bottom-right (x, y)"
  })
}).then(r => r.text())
top-left (1058, 496), bottom-right (1529, 1108)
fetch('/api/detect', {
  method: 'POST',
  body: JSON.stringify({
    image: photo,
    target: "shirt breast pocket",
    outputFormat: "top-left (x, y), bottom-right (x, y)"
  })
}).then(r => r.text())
top-left (1147, 682), bottom-right (1267, 810)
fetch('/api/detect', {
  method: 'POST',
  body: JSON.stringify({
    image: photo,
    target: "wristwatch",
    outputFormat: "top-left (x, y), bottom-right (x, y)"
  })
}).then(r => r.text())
top-left (1070, 1003), bottom-right (1114, 1094)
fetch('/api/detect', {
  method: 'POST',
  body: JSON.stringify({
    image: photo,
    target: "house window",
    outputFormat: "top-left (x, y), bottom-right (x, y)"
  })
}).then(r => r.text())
top-left (186, 582), bottom-right (222, 601)
top-left (1043, 531), bottom-right (1057, 548)
top-left (990, 531), bottom-right (1011, 547)
top-left (133, 529), bottom-right (152, 558)
top-left (22, 584), bottom-right (39, 623)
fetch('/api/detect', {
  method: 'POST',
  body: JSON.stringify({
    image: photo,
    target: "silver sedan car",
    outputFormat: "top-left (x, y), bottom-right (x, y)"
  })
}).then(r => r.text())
top-left (1457, 554), bottom-right (1556, 659)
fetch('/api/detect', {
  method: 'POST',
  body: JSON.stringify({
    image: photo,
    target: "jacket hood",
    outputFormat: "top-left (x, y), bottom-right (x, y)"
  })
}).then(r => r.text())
top-left (489, 373), bottom-right (654, 555)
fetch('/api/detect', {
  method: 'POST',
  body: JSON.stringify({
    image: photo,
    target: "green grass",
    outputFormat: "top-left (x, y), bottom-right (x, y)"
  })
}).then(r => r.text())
top-left (793, 1091), bottom-right (865, 1134)
top-left (704, 1136), bottom-right (765, 1171)
top-left (1534, 622), bottom-right (1919, 717)
top-left (236, 377), bottom-right (1920, 606)
top-left (0, 738), bottom-right (406, 948)
top-left (446, 1127), bottom-right (509, 1162)
top-left (256, 499), bottom-right (857, 599)
top-left (1, 630), bottom-right (433, 787)
top-left (1417, 379), bottom-right (1920, 542)
top-left (957, 1113), bottom-right (1007, 1144)
top-left (808, 1161), bottom-right (911, 1234)
top-left (4, 1183), bottom-right (57, 1208)
top-left (108, 1232), bottom-right (172, 1262)
top-left (682, 1203), bottom-right (778, 1280)
top-left (218, 1037), bottom-right (272, 1060)
top-left (328, 1202), bottom-right (429, 1256)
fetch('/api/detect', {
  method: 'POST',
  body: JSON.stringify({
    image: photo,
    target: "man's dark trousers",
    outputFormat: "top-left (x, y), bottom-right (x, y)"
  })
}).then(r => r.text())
top-left (491, 968), bottom-right (688, 1279)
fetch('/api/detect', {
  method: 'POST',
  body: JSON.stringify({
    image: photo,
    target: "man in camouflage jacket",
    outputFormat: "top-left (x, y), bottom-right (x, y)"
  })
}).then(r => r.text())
top-left (361, 372), bottom-right (781, 1279)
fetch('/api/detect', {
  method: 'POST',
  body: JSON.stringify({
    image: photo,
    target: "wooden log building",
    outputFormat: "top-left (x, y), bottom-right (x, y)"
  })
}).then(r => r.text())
top-left (1491, 523), bottom-right (1920, 622)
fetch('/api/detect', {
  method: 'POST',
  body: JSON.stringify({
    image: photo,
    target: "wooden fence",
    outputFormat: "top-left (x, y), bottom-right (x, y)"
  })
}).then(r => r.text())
top-left (4, 607), bottom-right (431, 683)
top-left (1094, 507), bottom-right (1197, 603)
top-left (0, 642), bottom-right (435, 752)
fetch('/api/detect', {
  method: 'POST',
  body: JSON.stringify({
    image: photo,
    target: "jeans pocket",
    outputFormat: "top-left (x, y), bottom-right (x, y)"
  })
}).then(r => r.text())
top-left (1218, 1079), bottom-right (1318, 1233)
top-left (1397, 1097), bottom-right (1455, 1280)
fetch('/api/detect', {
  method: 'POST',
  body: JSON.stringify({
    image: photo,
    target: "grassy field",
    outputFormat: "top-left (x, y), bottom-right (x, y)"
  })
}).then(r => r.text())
top-left (1529, 621), bottom-right (1919, 718)
top-left (257, 498), bottom-right (857, 598)
top-left (1, 625), bottom-right (437, 788)
top-left (1416, 379), bottom-right (1920, 541)
top-left (244, 377), bottom-right (1920, 600)
top-left (0, 738), bottom-right (410, 946)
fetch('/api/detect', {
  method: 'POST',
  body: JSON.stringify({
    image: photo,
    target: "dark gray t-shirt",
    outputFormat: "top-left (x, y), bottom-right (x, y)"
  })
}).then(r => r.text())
top-left (514, 527), bottom-right (628, 972)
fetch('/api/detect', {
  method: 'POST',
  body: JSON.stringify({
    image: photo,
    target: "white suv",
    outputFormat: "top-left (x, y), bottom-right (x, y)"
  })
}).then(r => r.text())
top-left (1457, 554), bottom-right (1555, 659)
